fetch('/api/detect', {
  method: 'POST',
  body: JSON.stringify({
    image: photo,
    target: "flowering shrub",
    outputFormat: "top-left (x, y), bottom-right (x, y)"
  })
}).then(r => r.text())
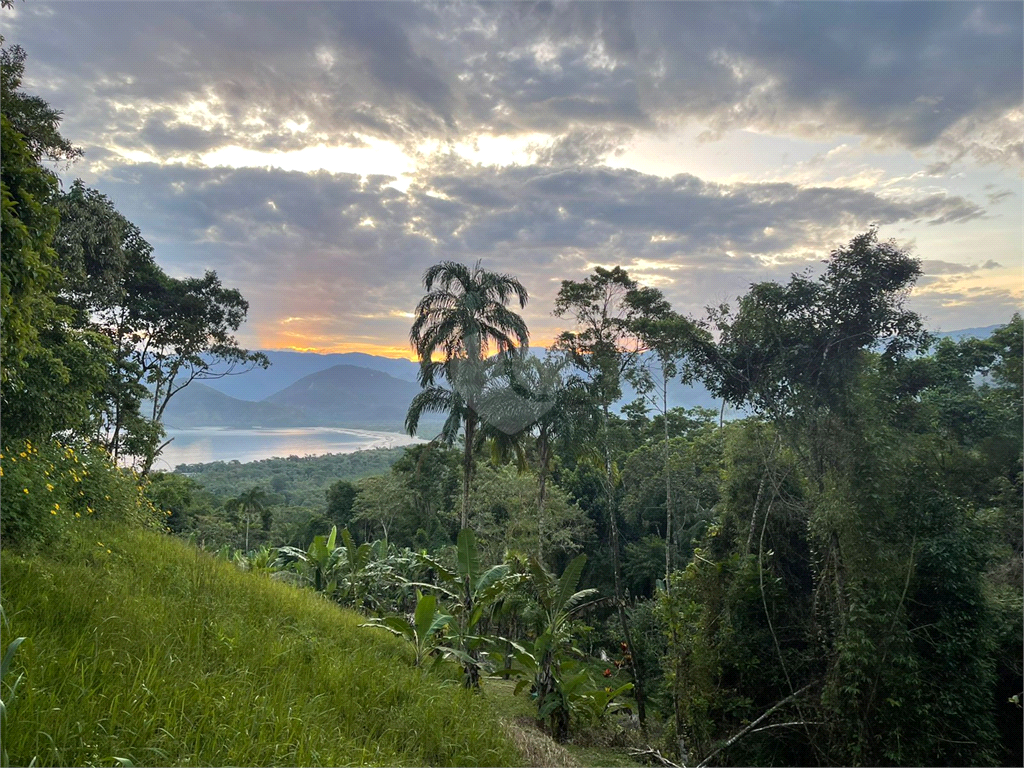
top-left (1, 439), bottom-right (164, 546)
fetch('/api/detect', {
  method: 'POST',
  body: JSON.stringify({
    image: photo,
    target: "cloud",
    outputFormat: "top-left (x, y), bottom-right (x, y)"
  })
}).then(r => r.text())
top-left (78, 158), bottom-right (987, 350)
top-left (6, 1), bottom-right (1020, 169)
top-left (920, 259), bottom-right (1003, 275)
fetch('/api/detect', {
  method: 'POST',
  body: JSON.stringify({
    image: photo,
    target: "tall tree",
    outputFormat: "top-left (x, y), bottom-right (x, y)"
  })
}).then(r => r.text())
top-left (50, 181), bottom-right (268, 469)
top-left (480, 353), bottom-right (599, 565)
top-left (630, 311), bottom-right (704, 584)
top-left (225, 487), bottom-right (268, 552)
top-left (407, 261), bottom-right (529, 530)
top-left (0, 41), bottom-right (78, 393)
top-left (552, 265), bottom-right (668, 726)
top-left (133, 269), bottom-right (269, 473)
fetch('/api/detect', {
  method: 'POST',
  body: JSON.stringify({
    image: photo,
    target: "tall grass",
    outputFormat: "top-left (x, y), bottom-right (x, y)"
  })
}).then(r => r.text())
top-left (0, 522), bottom-right (522, 767)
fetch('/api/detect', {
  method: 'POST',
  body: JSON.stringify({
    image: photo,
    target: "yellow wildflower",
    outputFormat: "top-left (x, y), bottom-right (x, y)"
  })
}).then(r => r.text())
top-left (75, 512), bottom-right (81, 518)
top-left (19, 452), bottom-right (26, 458)
top-left (54, 503), bottom-right (59, 510)
top-left (87, 507), bottom-right (94, 514)
top-left (47, 483), bottom-right (54, 492)
top-left (107, 549), bottom-right (111, 554)
top-left (23, 488), bottom-right (29, 494)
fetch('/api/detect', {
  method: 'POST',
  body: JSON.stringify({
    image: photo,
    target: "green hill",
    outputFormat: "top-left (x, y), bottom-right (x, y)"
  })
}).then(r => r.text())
top-left (160, 381), bottom-right (305, 428)
top-left (0, 523), bottom-right (522, 767)
top-left (264, 364), bottom-right (423, 429)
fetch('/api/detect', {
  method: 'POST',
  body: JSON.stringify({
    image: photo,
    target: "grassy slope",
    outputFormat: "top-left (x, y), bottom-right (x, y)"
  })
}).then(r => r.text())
top-left (0, 523), bottom-right (521, 767)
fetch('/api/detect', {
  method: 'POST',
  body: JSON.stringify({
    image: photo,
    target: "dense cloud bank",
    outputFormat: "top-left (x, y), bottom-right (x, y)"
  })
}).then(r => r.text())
top-left (8, 2), bottom-right (1021, 167)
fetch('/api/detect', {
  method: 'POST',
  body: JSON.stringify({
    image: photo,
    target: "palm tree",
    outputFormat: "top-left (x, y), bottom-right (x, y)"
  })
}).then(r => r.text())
top-left (407, 261), bottom-right (529, 530)
top-left (225, 486), bottom-right (268, 552)
top-left (480, 354), bottom-right (599, 564)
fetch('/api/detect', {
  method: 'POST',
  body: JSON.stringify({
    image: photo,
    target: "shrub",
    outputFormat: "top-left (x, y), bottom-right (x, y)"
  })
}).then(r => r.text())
top-left (1, 439), bottom-right (163, 547)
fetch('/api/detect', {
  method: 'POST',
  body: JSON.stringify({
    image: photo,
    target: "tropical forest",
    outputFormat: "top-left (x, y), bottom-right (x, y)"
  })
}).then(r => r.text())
top-left (2, 4), bottom-right (1022, 768)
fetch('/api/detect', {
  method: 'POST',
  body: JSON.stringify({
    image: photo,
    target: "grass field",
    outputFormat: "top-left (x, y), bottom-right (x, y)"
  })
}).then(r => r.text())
top-left (0, 522), bottom-right (522, 767)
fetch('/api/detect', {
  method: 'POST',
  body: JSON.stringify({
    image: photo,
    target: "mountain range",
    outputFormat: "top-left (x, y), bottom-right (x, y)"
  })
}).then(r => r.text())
top-left (164, 324), bottom-right (1001, 431)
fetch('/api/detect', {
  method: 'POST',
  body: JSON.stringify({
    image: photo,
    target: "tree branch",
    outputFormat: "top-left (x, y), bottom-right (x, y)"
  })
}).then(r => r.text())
top-left (695, 683), bottom-right (813, 768)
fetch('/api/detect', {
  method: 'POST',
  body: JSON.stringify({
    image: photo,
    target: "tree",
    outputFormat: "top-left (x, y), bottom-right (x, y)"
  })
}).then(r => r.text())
top-left (479, 353), bottom-right (600, 565)
top-left (0, 40), bottom-right (77, 394)
top-left (503, 553), bottom-right (602, 740)
top-left (552, 265), bottom-right (667, 725)
top-left (407, 260), bottom-right (529, 529)
top-left (325, 479), bottom-right (358, 530)
top-left (135, 270), bottom-right (269, 473)
top-left (48, 181), bottom-right (268, 469)
top-left (630, 310), bottom-right (704, 584)
top-left (467, 463), bottom-right (593, 566)
top-left (225, 487), bottom-right (268, 552)
top-left (350, 474), bottom-right (415, 542)
top-left (663, 233), bottom-right (1007, 765)
top-left (694, 228), bottom-right (928, 424)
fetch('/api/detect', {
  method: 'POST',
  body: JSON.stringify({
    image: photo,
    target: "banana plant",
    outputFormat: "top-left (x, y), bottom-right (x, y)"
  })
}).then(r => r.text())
top-left (413, 528), bottom-right (522, 686)
top-left (276, 525), bottom-right (343, 593)
top-left (336, 527), bottom-right (373, 606)
top-left (495, 553), bottom-right (604, 740)
top-left (360, 591), bottom-right (453, 667)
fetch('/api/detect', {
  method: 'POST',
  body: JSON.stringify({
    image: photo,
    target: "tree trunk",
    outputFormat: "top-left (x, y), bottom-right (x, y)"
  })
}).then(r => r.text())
top-left (663, 373), bottom-right (673, 587)
top-left (537, 436), bottom-right (550, 564)
top-left (602, 404), bottom-right (647, 726)
top-left (461, 414), bottom-right (476, 530)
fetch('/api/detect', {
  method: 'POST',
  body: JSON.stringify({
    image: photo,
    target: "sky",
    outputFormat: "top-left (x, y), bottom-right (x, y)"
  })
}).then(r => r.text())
top-left (5, 0), bottom-right (1022, 358)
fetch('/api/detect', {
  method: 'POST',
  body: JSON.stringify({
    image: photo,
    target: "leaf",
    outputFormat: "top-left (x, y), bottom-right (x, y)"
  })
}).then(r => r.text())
top-left (339, 526), bottom-right (354, 554)
top-left (401, 580), bottom-right (459, 600)
top-left (326, 525), bottom-right (338, 553)
top-left (562, 589), bottom-right (600, 618)
top-left (456, 528), bottom-right (481, 588)
top-left (528, 556), bottom-right (555, 608)
top-left (0, 636), bottom-right (26, 681)
top-left (474, 564), bottom-right (510, 596)
top-left (414, 552), bottom-right (457, 583)
top-left (414, 592), bottom-right (438, 641)
top-left (554, 554), bottom-right (588, 614)
top-left (426, 612), bottom-right (453, 638)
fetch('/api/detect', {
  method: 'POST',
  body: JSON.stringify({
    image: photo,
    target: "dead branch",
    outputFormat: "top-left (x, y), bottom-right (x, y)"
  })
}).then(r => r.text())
top-left (695, 683), bottom-right (814, 768)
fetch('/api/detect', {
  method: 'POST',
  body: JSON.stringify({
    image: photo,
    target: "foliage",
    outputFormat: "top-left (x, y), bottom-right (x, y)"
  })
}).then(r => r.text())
top-left (468, 464), bottom-right (593, 566)
top-left (361, 590), bottom-right (454, 667)
top-left (694, 228), bottom-right (929, 419)
top-left (498, 553), bottom-right (606, 740)
top-left (224, 487), bottom-right (269, 551)
top-left (0, 439), bottom-right (164, 547)
top-left (0, 112), bottom-right (61, 392)
top-left (656, 244), bottom-right (1018, 766)
top-left (174, 447), bottom-right (406, 507)
top-left (416, 528), bottom-right (522, 687)
top-left (407, 260), bottom-right (530, 530)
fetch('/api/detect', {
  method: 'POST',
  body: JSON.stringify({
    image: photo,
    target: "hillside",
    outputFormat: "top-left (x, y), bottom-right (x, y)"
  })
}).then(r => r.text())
top-left (203, 351), bottom-right (421, 401)
top-left (0, 522), bottom-right (522, 767)
top-left (160, 381), bottom-right (305, 429)
top-left (264, 364), bottom-right (424, 428)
